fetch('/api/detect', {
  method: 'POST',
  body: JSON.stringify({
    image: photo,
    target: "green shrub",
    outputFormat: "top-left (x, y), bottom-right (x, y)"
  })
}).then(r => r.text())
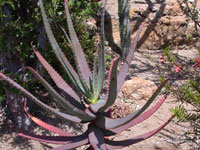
top-left (161, 46), bottom-right (200, 143)
top-left (178, 0), bottom-right (200, 35)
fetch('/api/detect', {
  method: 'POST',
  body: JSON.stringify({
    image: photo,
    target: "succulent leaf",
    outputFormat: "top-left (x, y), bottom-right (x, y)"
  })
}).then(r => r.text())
top-left (89, 100), bottom-right (107, 113)
top-left (26, 67), bottom-right (87, 116)
top-left (32, 32), bottom-right (81, 103)
top-left (89, 77), bottom-right (94, 94)
top-left (60, 25), bottom-right (95, 101)
top-left (95, 80), bottom-right (168, 129)
top-left (39, 0), bottom-right (81, 88)
top-left (88, 125), bottom-right (107, 150)
top-left (64, 0), bottom-right (92, 84)
top-left (99, 59), bottom-right (120, 112)
top-left (19, 131), bottom-right (78, 144)
top-left (49, 131), bottom-right (89, 150)
top-left (94, 0), bottom-right (107, 100)
top-left (84, 108), bottom-right (97, 118)
top-left (105, 116), bottom-right (173, 149)
top-left (24, 101), bottom-right (74, 136)
top-left (0, 72), bottom-right (82, 122)
top-left (104, 94), bottom-right (168, 136)
top-left (117, 22), bottom-right (145, 93)
top-left (92, 57), bottom-right (98, 92)
top-left (118, 0), bottom-right (131, 57)
top-left (30, 51), bottom-right (96, 120)
top-left (60, 26), bottom-right (73, 49)
top-left (59, 89), bottom-right (85, 111)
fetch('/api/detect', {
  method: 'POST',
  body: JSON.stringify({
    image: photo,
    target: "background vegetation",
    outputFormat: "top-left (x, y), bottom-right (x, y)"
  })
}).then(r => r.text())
top-left (0, 0), bottom-right (99, 126)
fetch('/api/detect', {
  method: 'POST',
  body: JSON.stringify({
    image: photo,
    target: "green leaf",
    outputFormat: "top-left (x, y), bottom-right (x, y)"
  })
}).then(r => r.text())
top-left (117, 22), bottom-right (144, 93)
top-left (94, 1), bottom-right (106, 100)
top-left (99, 59), bottom-right (120, 112)
top-left (0, 72), bottom-right (82, 123)
top-left (39, 0), bottom-right (82, 90)
top-left (32, 48), bottom-right (80, 102)
top-left (64, 0), bottom-right (92, 84)
top-left (26, 67), bottom-right (95, 121)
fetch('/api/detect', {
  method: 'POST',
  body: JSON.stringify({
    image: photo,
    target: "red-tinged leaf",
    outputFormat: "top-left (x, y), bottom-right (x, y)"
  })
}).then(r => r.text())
top-left (49, 131), bottom-right (89, 150)
top-left (99, 59), bottom-right (120, 112)
top-left (0, 72), bottom-right (82, 123)
top-left (26, 67), bottom-right (88, 117)
top-left (26, 67), bottom-right (95, 121)
top-left (89, 100), bottom-right (106, 113)
top-left (64, 0), bottom-right (92, 84)
top-left (105, 94), bottom-right (168, 136)
top-left (19, 131), bottom-right (78, 144)
top-left (84, 108), bottom-right (97, 118)
top-left (88, 125), bottom-right (107, 150)
top-left (38, 0), bottom-right (81, 88)
top-left (32, 47), bottom-right (80, 102)
top-left (105, 116), bottom-right (174, 149)
top-left (60, 89), bottom-right (86, 111)
top-left (24, 101), bottom-right (74, 136)
top-left (117, 22), bottom-right (145, 94)
top-left (19, 130), bottom-right (89, 145)
top-left (95, 80), bottom-right (168, 129)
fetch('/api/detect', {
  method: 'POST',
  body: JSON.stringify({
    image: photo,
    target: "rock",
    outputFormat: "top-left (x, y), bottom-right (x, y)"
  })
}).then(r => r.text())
top-left (104, 0), bottom-right (200, 50)
top-left (165, 0), bottom-right (184, 16)
top-left (112, 77), bottom-right (158, 118)
top-left (120, 77), bottom-right (157, 101)
top-left (86, 18), bottom-right (97, 31)
top-left (129, 0), bottom-right (199, 49)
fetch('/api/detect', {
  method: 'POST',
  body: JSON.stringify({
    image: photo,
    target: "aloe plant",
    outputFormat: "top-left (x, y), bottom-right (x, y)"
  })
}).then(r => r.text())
top-left (0, 0), bottom-right (173, 149)
top-left (118, 0), bottom-right (131, 57)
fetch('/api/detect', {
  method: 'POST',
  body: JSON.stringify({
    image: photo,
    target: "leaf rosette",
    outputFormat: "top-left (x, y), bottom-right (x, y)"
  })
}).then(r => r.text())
top-left (0, 0), bottom-right (173, 149)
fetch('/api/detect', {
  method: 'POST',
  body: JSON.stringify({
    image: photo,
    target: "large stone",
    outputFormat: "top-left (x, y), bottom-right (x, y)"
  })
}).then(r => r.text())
top-left (120, 77), bottom-right (157, 101)
top-left (112, 77), bottom-right (157, 118)
top-left (103, 0), bottom-right (200, 50)
top-left (130, 0), bottom-right (199, 49)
